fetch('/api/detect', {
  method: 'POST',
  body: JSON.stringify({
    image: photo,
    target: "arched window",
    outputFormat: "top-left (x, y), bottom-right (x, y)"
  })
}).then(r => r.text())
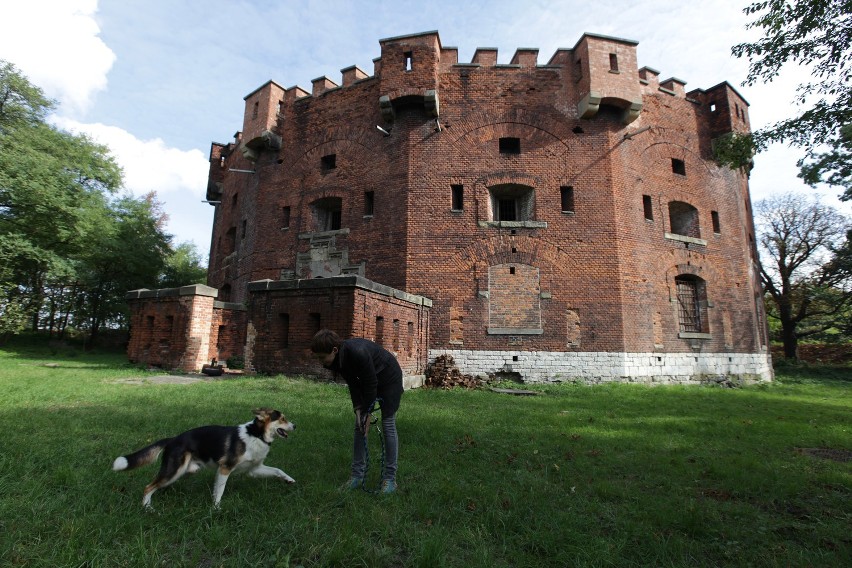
top-left (311, 197), bottom-right (342, 232)
top-left (668, 201), bottom-right (700, 238)
top-left (489, 184), bottom-right (535, 222)
top-left (220, 283), bottom-right (232, 303)
top-left (674, 275), bottom-right (708, 333)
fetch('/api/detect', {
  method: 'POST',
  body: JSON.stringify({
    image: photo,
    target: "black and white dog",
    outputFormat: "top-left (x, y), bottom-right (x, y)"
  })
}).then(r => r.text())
top-left (113, 408), bottom-right (295, 509)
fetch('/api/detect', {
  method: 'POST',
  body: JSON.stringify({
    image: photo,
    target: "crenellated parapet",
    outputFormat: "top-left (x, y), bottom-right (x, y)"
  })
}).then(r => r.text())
top-left (572, 33), bottom-right (643, 124)
top-left (240, 80), bottom-right (285, 162)
top-left (230, 30), bottom-right (749, 170)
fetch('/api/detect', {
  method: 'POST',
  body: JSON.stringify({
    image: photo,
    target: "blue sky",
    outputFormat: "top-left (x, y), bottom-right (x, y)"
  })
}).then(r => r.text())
top-left (1, 0), bottom-right (847, 256)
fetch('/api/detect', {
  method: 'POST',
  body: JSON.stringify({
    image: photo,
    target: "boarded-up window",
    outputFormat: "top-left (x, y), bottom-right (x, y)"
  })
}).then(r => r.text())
top-left (450, 305), bottom-right (464, 344)
top-left (488, 263), bottom-right (541, 333)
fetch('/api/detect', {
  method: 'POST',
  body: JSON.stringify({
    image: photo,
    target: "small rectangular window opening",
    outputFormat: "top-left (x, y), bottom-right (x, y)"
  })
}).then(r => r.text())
top-left (671, 158), bottom-right (686, 176)
top-left (711, 211), bottom-right (721, 234)
top-left (561, 186), bottom-right (575, 213)
top-left (279, 313), bottom-right (290, 348)
top-left (499, 137), bottom-right (521, 155)
top-left (643, 195), bottom-right (654, 220)
top-left (575, 59), bottom-right (582, 79)
top-left (404, 51), bottom-right (413, 71)
top-left (509, 266), bottom-right (516, 275)
top-left (252, 101), bottom-right (259, 119)
top-left (241, 219), bottom-right (247, 238)
top-left (451, 184), bottom-right (464, 211)
top-left (609, 53), bottom-right (619, 72)
top-left (709, 102), bottom-right (717, 112)
top-left (282, 206), bottom-right (291, 229)
top-left (321, 154), bottom-right (336, 172)
top-left (364, 191), bottom-right (374, 216)
top-left (309, 313), bottom-right (321, 335)
top-left (375, 316), bottom-right (385, 346)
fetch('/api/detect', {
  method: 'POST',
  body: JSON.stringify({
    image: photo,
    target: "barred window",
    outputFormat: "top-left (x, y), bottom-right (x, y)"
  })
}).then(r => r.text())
top-left (675, 275), bottom-right (708, 333)
top-left (490, 184), bottom-right (534, 222)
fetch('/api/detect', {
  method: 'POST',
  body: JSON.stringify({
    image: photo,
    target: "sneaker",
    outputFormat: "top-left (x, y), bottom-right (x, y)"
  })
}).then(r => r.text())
top-left (341, 477), bottom-right (363, 491)
top-left (380, 480), bottom-right (397, 494)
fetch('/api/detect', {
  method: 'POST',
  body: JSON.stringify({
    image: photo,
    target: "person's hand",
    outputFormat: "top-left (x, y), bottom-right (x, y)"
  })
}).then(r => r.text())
top-left (355, 408), bottom-right (371, 436)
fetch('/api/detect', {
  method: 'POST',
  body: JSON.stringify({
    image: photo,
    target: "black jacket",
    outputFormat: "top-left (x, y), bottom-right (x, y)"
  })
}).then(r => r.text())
top-left (327, 338), bottom-right (403, 416)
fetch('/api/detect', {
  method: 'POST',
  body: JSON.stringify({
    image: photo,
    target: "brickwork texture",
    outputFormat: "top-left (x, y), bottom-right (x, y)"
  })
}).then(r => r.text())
top-left (129, 31), bottom-right (771, 383)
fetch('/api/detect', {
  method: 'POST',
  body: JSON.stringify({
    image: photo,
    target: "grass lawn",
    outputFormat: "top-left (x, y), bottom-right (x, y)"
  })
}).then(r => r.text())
top-left (0, 341), bottom-right (849, 567)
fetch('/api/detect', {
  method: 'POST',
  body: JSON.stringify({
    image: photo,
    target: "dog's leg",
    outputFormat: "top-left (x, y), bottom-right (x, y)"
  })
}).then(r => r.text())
top-left (212, 466), bottom-right (232, 508)
top-left (142, 451), bottom-right (192, 509)
top-left (248, 464), bottom-right (295, 484)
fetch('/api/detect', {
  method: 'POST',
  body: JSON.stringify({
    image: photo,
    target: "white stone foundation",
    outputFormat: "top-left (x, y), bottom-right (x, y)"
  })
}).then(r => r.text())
top-left (429, 349), bottom-right (773, 385)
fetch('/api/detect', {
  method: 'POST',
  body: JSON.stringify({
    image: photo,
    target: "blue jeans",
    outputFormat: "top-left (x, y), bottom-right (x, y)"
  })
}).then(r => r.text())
top-left (352, 413), bottom-right (398, 482)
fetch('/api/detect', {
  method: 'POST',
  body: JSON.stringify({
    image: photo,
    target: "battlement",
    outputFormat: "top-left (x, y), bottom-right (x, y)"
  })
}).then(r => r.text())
top-left (235, 30), bottom-right (749, 161)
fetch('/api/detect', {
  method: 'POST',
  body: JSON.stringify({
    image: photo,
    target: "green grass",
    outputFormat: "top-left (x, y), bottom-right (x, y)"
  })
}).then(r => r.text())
top-left (0, 341), bottom-right (849, 567)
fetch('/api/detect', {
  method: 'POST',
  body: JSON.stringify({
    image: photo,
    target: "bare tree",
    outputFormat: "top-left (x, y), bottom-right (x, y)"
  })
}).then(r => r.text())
top-left (755, 193), bottom-right (852, 360)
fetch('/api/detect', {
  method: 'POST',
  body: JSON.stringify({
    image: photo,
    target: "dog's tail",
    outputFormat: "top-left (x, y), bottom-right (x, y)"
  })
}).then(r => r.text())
top-left (112, 438), bottom-right (172, 471)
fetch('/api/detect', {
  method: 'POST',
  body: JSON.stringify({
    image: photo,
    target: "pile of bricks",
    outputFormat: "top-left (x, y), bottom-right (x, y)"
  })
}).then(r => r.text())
top-left (425, 354), bottom-right (480, 389)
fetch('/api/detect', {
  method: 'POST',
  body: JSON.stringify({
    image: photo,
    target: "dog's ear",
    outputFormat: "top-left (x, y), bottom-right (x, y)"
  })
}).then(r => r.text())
top-left (252, 408), bottom-right (272, 421)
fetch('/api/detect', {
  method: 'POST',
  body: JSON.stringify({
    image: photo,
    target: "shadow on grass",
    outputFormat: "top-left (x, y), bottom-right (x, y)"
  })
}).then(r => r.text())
top-left (1, 348), bottom-right (850, 567)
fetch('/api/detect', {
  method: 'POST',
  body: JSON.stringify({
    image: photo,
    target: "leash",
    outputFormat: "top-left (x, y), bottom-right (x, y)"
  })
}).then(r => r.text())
top-left (360, 398), bottom-right (384, 494)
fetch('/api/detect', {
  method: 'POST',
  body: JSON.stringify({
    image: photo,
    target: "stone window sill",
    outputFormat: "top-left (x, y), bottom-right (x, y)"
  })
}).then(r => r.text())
top-left (488, 328), bottom-right (543, 335)
top-left (665, 233), bottom-right (707, 246)
top-left (479, 221), bottom-right (547, 229)
top-left (678, 332), bottom-right (712, 340)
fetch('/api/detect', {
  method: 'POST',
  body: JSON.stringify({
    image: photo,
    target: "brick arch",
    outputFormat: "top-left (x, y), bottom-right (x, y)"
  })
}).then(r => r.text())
top-left (637, 141), bottom-right (717, 178)
top-left (664, 260), bottom-right (722, 301)
top-left (447, 234), bottom-right (578, 274)
top-left (438, 109), bottom-right (609, 181)
top-left (445, 107), bottom-right (576, 144)
top-left (293, 136), bottom-right (376, 167)
top-left (476, 171), bottom-right (543, 189)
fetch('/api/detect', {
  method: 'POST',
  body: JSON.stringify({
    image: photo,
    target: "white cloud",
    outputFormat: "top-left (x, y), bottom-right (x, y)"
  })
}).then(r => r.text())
top-left (0, 0), bottom-right (115, 115)
top-left (53, 117), bottom-right (209, 199)
top-left (52, 117), bottom-right (214, 250)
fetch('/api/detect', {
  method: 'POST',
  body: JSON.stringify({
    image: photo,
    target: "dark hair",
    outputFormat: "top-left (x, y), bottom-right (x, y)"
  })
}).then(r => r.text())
top-left (310, 329), bottom-right (342, 353)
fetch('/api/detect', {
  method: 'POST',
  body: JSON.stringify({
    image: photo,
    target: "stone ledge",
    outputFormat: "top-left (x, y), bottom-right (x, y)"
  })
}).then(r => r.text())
top-left (126, 284), bottom-right (218, 300)
top-left (247, 275), bottom-right (433, 307)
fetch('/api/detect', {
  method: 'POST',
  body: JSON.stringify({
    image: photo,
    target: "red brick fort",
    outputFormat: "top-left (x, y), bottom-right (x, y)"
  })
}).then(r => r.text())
top-left (126, 31), bottom-right (772, 385)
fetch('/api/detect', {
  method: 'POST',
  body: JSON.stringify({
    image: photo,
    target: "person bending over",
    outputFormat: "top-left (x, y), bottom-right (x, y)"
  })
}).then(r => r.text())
top-left (311, 329), bottom-right (403, 493)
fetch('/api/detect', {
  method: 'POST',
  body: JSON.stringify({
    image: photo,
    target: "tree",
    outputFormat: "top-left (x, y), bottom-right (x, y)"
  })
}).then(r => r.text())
top-left (74, 193), bottom-right (171, 348)
top-left (160, 242), bottom-right (208, 288)
top-left (1, 60), bottom-right (181, 346)
top-left (732, 0), bottom-right (852, 199)
top-left (0, 61), bottom-right (54, 132)
top-left (755, 193), bottom-right (852, 359)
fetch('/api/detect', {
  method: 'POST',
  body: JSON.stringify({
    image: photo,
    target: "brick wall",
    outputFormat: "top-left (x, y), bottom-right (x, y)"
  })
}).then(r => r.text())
top-left (189, 30), bottom-right (772, 383)
top-left (126, 285), bottom-right (218, 372)
top-left (244, 276), bottom-right (430, 380)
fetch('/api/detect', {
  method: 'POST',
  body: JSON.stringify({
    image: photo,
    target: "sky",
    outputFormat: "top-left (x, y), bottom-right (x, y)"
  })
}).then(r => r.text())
top-left (1, 0), bottom-right (848, 258)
